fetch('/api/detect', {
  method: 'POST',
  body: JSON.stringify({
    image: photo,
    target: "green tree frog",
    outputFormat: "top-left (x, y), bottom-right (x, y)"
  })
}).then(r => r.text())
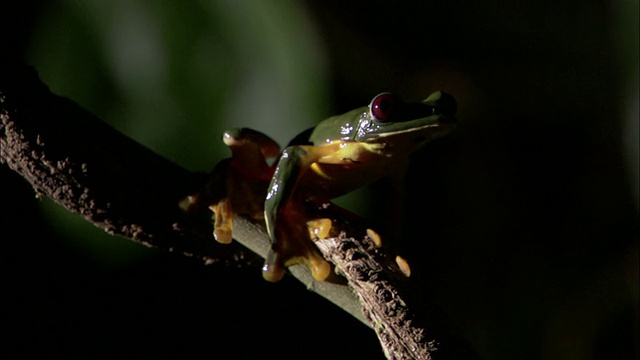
top-left (183, 91), bottom-right (457, 282)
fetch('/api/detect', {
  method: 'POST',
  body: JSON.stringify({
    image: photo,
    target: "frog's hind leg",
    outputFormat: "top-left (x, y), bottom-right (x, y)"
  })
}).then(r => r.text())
top-left (182, 128), bottom-right (281, 246)
top-left (208, 128), bottom-right (281, 236)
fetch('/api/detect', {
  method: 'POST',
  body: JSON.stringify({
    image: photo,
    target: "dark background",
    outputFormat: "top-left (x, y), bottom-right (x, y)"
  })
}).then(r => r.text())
top-left (2, 1), bottom-right (638, 359)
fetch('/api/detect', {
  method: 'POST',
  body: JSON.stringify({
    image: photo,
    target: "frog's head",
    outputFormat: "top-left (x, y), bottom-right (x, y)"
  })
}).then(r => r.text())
top-left (354, 91), bottom-right (457, 153)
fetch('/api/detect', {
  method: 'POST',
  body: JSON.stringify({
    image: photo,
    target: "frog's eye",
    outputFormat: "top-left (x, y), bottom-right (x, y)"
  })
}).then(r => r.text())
top-left (370, 93), bottom-right (399, 122)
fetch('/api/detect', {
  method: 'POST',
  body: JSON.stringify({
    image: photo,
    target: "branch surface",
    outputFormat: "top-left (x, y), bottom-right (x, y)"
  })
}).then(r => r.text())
top-left (317, 235), bottom-right (481, 360)
top-left (1, 65), bottom-right (251, 265)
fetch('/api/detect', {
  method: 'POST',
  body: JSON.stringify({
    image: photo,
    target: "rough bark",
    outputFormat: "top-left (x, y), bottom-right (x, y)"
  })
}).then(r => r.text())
top-left (1, 65), bottom-right (253, 265)
top-left (316, 235), bottom-right (481, 360)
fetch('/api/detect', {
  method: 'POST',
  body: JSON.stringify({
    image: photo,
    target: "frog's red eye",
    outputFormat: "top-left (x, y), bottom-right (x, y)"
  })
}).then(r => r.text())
top-left (370, 93), bottom-right (398, 122)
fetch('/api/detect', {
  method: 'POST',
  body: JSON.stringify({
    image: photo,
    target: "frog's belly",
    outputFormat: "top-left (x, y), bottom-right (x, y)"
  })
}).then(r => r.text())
top-left (297, 162), bottom-right (388, 201)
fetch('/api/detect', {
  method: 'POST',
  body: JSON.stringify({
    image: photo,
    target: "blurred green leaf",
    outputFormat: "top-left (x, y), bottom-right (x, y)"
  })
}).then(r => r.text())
top-left (28, 0), bottom-right (329, 264)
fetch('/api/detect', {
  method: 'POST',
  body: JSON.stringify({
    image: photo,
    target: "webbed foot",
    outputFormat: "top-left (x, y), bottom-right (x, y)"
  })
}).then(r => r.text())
top-left (262, 246), bottom-right (331, 282)
top-left (261, 203), bottom-right (333, 282)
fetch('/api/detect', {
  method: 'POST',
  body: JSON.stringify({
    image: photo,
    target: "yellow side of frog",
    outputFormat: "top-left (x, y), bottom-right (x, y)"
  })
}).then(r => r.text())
top-left (181, 91), bottom-right (457, 282)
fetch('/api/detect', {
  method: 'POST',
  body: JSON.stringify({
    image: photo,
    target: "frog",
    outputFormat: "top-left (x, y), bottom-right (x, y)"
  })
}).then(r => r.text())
top-left (183, 90), bottom-right (457, 282)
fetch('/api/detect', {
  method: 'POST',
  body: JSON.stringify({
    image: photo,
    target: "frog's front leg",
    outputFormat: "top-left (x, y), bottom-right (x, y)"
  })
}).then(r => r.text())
top-left (263, 146), bottom-right (332, 282)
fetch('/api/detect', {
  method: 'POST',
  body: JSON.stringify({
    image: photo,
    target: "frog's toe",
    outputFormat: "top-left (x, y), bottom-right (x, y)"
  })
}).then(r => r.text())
top-left (307, 218), bottom-right (333, 239)
top-left (210, 199), bottom-right (235, 244)
top-left (222, 128), bottom-right (244, 147)
top-left (262, 249), bottom-right (285, 282)
top-left (213, 225), bottom-right (233, 244)
top-left (366, 228), bottom-right (383, 247)
top-left (178, 195), bottom-right (200, 213)
top-left (395, 255), bottom-right (411, 277)
top-left (309, 256), bottom-right (331, 281)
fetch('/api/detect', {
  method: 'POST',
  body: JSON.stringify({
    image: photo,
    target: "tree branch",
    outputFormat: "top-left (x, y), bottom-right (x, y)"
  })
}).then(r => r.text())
top-left (1, 65), bottom-right (250, 265)
top-left (1, 65), bottom-right (478, 359)
top-left (316, 235), bottom-right (481, 360)
top-left (0, 64), bottom-right (365, 323)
